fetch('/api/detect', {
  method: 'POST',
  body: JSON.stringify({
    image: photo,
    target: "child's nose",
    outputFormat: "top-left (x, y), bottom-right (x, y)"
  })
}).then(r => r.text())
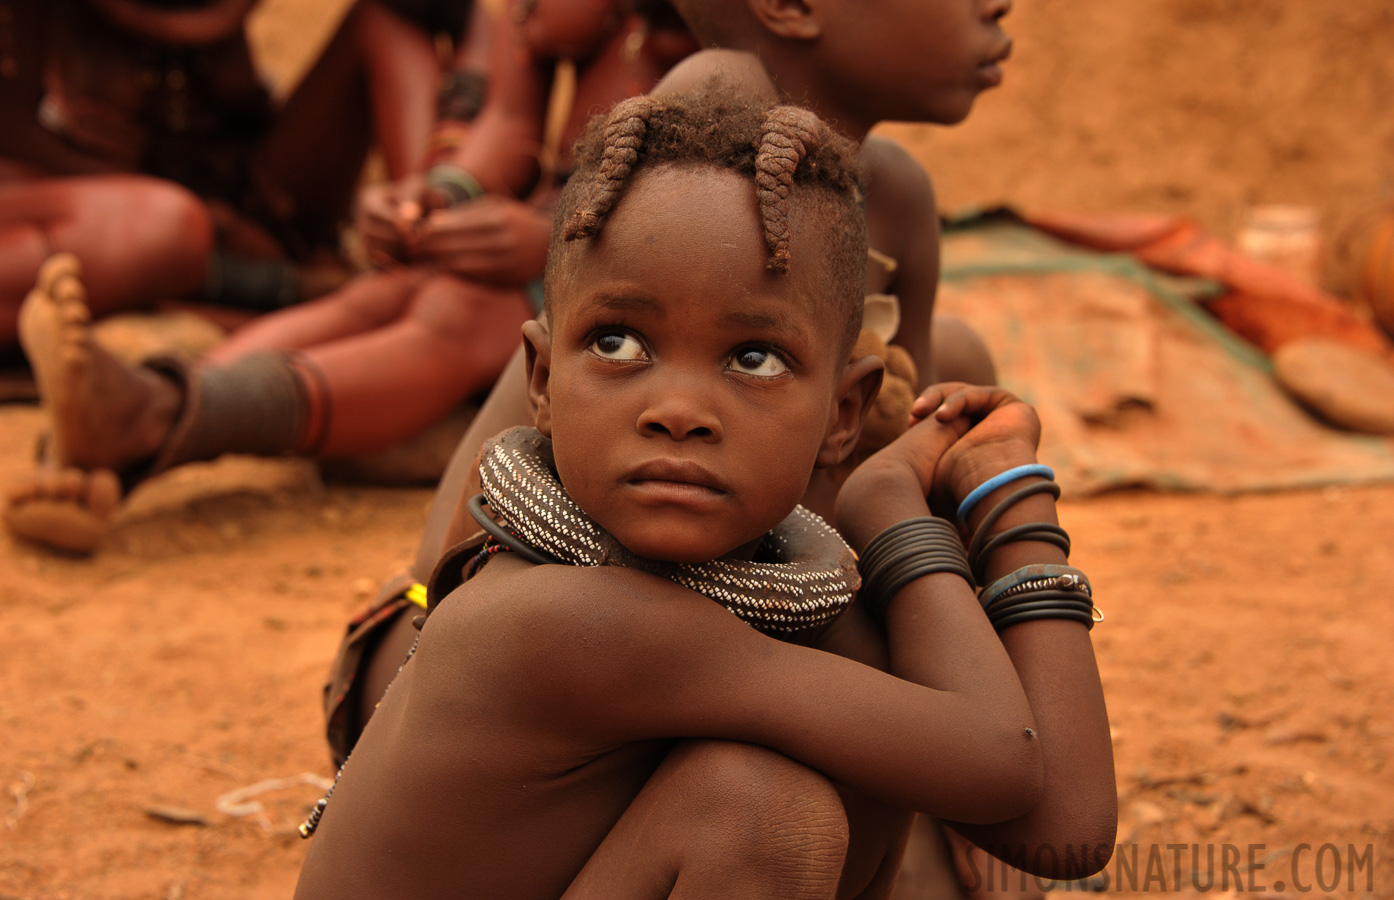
top-left (984, 0), bottom-right (1011, 21)
top-left (636, 383), bottom-right (722, 442)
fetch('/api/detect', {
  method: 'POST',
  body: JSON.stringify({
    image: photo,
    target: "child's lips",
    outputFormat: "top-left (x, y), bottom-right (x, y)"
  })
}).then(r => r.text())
top-left (980, 39), bottom-right (1012, 86)
top-left (627, 479), bottom-right (725, 507)
top-left (626, 459), bottom-right (727, 504)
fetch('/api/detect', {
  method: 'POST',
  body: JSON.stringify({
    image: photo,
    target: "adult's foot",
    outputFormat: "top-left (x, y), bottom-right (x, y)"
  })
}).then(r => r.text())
top-left (18, 254), bottom-right (182, 471)
top-left (3, 467), bottom-right (121, 555)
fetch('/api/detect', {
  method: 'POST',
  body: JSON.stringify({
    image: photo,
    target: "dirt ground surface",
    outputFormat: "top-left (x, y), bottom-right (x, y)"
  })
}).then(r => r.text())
top-left (4, 1), bottom-right (1394, 898)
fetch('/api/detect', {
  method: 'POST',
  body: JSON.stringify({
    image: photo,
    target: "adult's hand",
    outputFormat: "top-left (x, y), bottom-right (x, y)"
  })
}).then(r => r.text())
top-left (415, 196), bottom-right (552, 285)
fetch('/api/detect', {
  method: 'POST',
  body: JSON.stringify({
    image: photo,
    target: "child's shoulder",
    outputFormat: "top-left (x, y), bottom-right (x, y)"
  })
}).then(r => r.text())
top-left (425, 559), bottom-right (757, 677)
top-left (413, 559), bottom-right (798, 735)
top-left (652, 48), bottom-right (778, 101)
top-left (861, 135), bottom-right (937, 218)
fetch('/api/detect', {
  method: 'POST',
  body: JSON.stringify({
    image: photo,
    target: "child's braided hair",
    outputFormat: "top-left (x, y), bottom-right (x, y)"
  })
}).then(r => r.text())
top-left (546, 82), bottom-right (868, 353)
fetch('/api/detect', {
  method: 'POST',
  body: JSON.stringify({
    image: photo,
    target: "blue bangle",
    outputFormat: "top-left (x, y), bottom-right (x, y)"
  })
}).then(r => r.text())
top-left (956, 464), bottom-right (1055, 524)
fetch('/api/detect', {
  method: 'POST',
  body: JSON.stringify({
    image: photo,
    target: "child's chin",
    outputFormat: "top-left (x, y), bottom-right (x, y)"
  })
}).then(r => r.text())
top-left (612, 527), bottom-right (740, 566)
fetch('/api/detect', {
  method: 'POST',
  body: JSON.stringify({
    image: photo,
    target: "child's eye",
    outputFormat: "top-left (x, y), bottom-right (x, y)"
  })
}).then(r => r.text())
top-left (589, 330), bottom-right (646, 361)
top-left (728, 347), bottom-right (789, 378)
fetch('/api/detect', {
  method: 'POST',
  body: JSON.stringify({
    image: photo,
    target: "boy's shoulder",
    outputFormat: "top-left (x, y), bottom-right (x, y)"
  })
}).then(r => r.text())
top-left (861, 135), bottom-right (936, 217)
top-left (652, 48), bottom-right (778, 101)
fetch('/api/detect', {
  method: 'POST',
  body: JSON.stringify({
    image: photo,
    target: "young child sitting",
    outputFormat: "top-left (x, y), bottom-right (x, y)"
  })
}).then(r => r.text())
top-left (319, 0), bottom-right (1019, 770)
top-left (293, 87), bottom-right (1113, 900)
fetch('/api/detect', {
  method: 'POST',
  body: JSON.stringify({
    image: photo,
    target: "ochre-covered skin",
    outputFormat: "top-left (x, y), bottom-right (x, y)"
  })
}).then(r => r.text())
top-left (3, 0), bottom-right (696, 553)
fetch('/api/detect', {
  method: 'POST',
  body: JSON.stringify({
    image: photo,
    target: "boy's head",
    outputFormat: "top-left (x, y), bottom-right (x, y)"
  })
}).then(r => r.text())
top-left (524, 87), bottom-right (883, 565)
top-left (668, 0), bottom-right (1014, 133)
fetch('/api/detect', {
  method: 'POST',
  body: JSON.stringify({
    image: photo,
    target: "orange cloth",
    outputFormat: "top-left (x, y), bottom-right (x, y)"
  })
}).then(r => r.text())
top-left (1023, 211), bottom-right (1394, 361)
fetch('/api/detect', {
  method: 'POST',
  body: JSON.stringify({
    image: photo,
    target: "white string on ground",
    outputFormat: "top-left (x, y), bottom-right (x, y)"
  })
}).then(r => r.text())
top-left (5, 771), bottom-right (35, 829)
top-left (214, 772), bottom-right (333, 831)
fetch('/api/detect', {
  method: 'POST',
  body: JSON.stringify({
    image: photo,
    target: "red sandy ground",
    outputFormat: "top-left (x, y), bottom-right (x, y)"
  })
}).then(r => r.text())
top-left (3, 1), bottom-right (1394, 897)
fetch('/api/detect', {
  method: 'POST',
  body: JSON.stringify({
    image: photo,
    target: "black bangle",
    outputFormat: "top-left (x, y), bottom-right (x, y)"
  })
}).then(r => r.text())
top-left (983, 589), bottom-right (1090, 618)
top-left (967, 480), bottom-right (1067, 580)
top-left (862, 534), bottom-right (967, 578)
top-left (857, 517), bottom-right (971, 626)
top-left (992, 605), bottom-right (1097, 632)
top-left (467, 494), bottom-right (559, 566)
top-left (876, 560), bottom-right (976, 613)
top-left (987, 596), bottom-right (1092, 622)
top-left (859, 517), bottom-right (962, 577)
top-left (972, 523), bottom-right (1072, 583)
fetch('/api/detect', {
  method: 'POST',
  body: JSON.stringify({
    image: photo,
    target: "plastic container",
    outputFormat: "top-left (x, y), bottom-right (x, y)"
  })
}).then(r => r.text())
top-left (1237, 204), bottom-right (1322, 287)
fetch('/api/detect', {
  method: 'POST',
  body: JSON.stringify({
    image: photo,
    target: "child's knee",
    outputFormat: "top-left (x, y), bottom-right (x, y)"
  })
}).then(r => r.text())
top-left (669, 740), bottom-right (851, 871)
top-left (931, 314), bottom-right (997, 385)
top-left (107, 178), bottom-right (214, 255)
top-left (411, 276), bottom-right (530, 341)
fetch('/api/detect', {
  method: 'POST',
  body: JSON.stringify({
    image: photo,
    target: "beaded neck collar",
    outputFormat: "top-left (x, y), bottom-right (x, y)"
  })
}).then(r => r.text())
top-left (474, 427), bottom-right (860, 637)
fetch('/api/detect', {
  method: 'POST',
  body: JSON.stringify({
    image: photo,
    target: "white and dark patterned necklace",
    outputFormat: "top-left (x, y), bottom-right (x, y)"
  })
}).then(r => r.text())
top-left (298, 428), bottom-right (862, 840)
top-left (472, 427), bottom-right (861, 637)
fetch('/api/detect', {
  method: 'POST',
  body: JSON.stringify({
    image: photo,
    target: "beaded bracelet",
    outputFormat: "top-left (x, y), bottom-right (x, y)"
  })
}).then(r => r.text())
top-left (979, 564), bottom-right (1091, 610)
top-left (857, 517), bottom-right (972, 626)
top-left (956, 464), bottom-right (1055, 523)
top-left (425, 164), bottom-right (485, 208)
top-left (979, 563), bottom-right (1100, 632)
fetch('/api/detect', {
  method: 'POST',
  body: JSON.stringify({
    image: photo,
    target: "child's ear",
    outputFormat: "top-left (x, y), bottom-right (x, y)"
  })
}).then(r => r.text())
top-left (817, 353), bottom-right (884, 468)
top-left (746, 0), bottom-right (821, 40)
top-left (522, 319), bottom-right (554, 436)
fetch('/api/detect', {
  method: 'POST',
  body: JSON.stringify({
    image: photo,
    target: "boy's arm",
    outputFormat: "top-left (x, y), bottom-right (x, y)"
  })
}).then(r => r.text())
top-left (349, 0), bottom-right (445, 182)
top-left (860, 136), bottom-right (939, 387)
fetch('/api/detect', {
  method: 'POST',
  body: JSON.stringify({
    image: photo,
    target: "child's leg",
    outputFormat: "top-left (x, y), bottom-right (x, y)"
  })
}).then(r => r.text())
top-left (16, 255), bottom-right (185, 473)
top-left (928, 315), bottom-right (997, 387)
top-left (206, 268), bottom-right (431, 361)
top-left (6, 263), bottom-right (529, 550)
top-left (0, 177), bottom-right (213, 346)
top-left (25, 263), bottom-right (526, 467)
top-left (562, 739), bottom-right (853, 900)
top-left (293, 274), bottom-right (531, 456)
top-left (255, 0), bottom-right (440, 247)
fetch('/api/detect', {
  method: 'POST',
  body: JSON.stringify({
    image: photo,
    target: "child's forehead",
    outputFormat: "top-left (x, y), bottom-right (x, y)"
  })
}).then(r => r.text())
top-left (559, 165), bottom-right (838, 308)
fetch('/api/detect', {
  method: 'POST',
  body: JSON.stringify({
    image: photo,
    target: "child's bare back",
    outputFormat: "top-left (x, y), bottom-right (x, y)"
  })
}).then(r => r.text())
top-left (296, 559), bottom-right (688, 899)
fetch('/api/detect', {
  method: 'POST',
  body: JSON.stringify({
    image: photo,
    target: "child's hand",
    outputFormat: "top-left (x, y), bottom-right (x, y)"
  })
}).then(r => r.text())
top-left (834, 411), bottom-right (965, 554)
top-left (416, 197), bottom-right (552, 284)
top-left (355, 177), bottom-right (428, 268)
top-left (911, 383), bottom-right (1043, 516)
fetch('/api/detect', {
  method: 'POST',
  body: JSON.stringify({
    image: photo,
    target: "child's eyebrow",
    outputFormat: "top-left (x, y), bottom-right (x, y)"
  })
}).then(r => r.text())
top-left (723, 309), bottom-right (811, 344)
top-left (577, 293), bottom-right (665, 315)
